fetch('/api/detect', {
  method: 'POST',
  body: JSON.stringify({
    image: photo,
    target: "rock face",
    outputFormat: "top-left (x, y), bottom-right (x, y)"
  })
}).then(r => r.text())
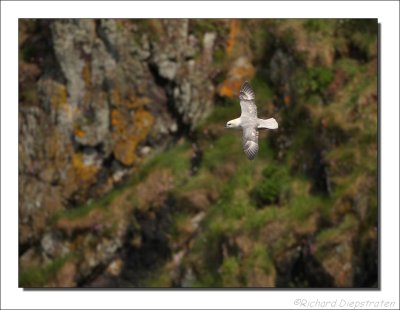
top-left (19, 19), bottom-right (218, 247)
top-left (19, 19), bottom-right (378, 288)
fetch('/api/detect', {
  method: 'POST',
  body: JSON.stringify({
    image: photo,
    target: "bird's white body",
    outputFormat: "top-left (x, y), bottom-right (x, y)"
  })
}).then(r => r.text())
top-left (227, 117), bottom-right (278, 130)
top-left (226, 81), bottom-right (278, 160)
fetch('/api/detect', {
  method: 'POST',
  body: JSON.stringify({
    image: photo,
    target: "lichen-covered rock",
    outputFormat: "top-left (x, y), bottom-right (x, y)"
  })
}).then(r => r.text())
top-left (218, 57), bottom-right (255, 98)
top-left (19, 19), bottom-right (227, 287)
top-left (149, 20), bottom-right (218, 128)
top-left (19, 19), bottom-right (220, 248)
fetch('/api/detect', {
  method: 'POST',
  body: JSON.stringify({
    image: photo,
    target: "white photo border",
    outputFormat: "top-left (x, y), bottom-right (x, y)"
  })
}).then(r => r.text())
top-left (1, 1), bottom-right (399, 309)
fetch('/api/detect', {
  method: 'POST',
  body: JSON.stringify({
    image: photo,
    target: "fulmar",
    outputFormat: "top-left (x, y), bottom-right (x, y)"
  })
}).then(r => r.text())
top-left (225, 81), bottom-right (278, 160)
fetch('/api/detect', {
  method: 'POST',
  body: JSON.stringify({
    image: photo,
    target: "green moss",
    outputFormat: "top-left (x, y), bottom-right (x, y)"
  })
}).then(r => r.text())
top-left (141, 142), bottom-right (191, 182)
top-left (300, 67), bottom-right (334, 95)
top-left (192, 272), bottom-right (222, 288)
top-left (19, 254), bottom-right (74, 287)
top-left (244, 207), bottom-right (279, 233)
top-left (304, 19), bottom-right (324, 32)
top-left (248, 21), bottom-right (271, 62)
top-left (177, 170), bottom-right (219, 194)
top-left (51, 185), bottom-right (124, 222)
top-left (281, 28), bottom-right (296, 48)
top-left (170, 212), bottom-right (192, 241)
top-left (20, 84), bottom-right (39, 105)
top-left (248, 243), bottom-right (274, 274)
top-left (336, 58), bottom-right (361, 79)
top-left (213, 47), bottom-right (226, 65)
top-left (251, 165), bottom-right (289, 207)
top-left (251, 73), bottom-right (274, 103)
top-left (191, 19), bottom-right (226, 37)
top-left (303, 19), bottom-right (335, 34)
top-left (286, 194), bottom-right (320, 222)
top-left (339, 19), bottom-right (377, 36)
top-left (202, 134), bottom-right (241, 170)
top-left (221, 256), bottom-right (241, 286)
top-left (317, 214), bottom-right (358, 244)
top-left (140, 265), bottom-right (172, 288)
top-left (198, 103), bottom-right (238, 129)
top-left (270, 232), bottom-right (296, 256)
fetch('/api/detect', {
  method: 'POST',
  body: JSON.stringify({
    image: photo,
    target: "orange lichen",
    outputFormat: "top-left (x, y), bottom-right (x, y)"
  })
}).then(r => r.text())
top-left (230, 65), bottom-right (255, 79)
top-left (72, 153), bottom-right (98, 183)
top-left (111, 109), bottom-right (124, 129)
top-left (45, 129), bottom-right (61, 160)
top-left (283, 95), bottom-right (291, 106)
top-left (50, 83), bottom-right (68, 109)
top-left (218, 80), bottom-right (242, 98)
top-left (111, 108), bottom-right (154, 166)
top-left (126, 96), bottom-right (150, 109)
top-left (74, 126), bottom-right (86, 138)
top-left (226, 20), bottom-right (240, 56)
top-left (113, 139), bottom-right (139, 166)
top-left (109, 87), bottom-right (155, 165)
top-left (111, 88), bottom-right (122, 106)
top-left (217, 58), bottom-right (255, 98)
top-left (134, 109), bottom-right (154, 135)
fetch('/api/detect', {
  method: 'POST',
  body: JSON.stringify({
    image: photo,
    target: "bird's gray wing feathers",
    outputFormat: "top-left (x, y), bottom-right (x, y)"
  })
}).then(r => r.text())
top-left (240, 81), bottom-right (255, 101)
top-left (239, 81), bottom-right (257, 118)
top-left (242, 126), bottom-right (259, 160)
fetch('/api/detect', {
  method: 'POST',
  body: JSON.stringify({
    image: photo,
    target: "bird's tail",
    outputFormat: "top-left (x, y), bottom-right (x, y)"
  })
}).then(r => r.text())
top-left (258, 118), bottom-right (278, 129)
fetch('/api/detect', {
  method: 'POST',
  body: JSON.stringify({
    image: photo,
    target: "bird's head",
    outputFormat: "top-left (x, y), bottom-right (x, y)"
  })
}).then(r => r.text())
top-left (226, 118), bottom-right (240, 129)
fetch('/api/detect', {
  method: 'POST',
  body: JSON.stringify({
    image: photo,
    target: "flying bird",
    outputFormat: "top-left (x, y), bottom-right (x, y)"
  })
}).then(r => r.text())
top-left (226, 81), bottom-right (278, 160)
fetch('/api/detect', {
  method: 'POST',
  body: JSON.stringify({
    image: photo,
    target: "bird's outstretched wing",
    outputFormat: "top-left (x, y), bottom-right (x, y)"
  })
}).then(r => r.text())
top-left (239, 81), bottom-right (257, 118)
top-left (242, 126), bottom-right (259, 160)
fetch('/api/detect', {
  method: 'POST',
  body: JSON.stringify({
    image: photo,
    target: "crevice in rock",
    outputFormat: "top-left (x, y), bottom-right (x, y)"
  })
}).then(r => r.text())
top-left (347, 42), bottom-right (369, 63)
top-left (309, 149), bottom-right (330, 195)
top-left (20, 19), bottom-right (67, 113)
top-left (148, 62), bottom-right (191, 138)
top-left (117, 204), bottom-right (173, 287)
top-left (77, 260), bottom-right (110, 287)
top-left (275, 242), bottom-right (335, 288)
top-left (95, 20), bottom-right (120, 62)
top-left (353, 233), bottom-right (378, 287)
top-left (19, 240), bottom-right (39, 258)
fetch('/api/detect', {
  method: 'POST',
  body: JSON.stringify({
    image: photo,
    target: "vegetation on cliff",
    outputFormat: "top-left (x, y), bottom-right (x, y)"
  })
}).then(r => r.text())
top-left (19, 19), bottom-right (377, 288)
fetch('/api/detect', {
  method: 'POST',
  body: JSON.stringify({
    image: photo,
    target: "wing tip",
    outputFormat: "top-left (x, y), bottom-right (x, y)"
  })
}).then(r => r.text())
top-left (241, 80), bottom-right (251, 90)
top-left (240, 81), bottom-right (255, 100)
top-left (243, 140), bottom-right (258, 160)
top-left (245, 151), bottom-right (257, 160)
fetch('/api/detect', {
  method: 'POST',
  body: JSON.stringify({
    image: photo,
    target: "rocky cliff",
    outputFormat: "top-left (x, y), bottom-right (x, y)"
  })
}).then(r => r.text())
top-left (19, 19), bottom-right (378, 288)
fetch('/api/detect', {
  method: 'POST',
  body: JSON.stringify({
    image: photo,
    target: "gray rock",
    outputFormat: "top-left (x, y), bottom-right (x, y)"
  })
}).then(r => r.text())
top-left (19, 19), bottom-right (220, 284)
top-left (41, 232), bottom-right (69, 258)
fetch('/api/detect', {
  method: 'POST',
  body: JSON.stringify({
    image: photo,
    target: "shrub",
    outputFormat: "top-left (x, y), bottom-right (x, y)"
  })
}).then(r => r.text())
top-left (251, 165), bottom-right (288, 207)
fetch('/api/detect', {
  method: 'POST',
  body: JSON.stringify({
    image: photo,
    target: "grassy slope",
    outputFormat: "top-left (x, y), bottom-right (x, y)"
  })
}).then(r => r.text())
top-left (20, 19), bottom-right (377, 288)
